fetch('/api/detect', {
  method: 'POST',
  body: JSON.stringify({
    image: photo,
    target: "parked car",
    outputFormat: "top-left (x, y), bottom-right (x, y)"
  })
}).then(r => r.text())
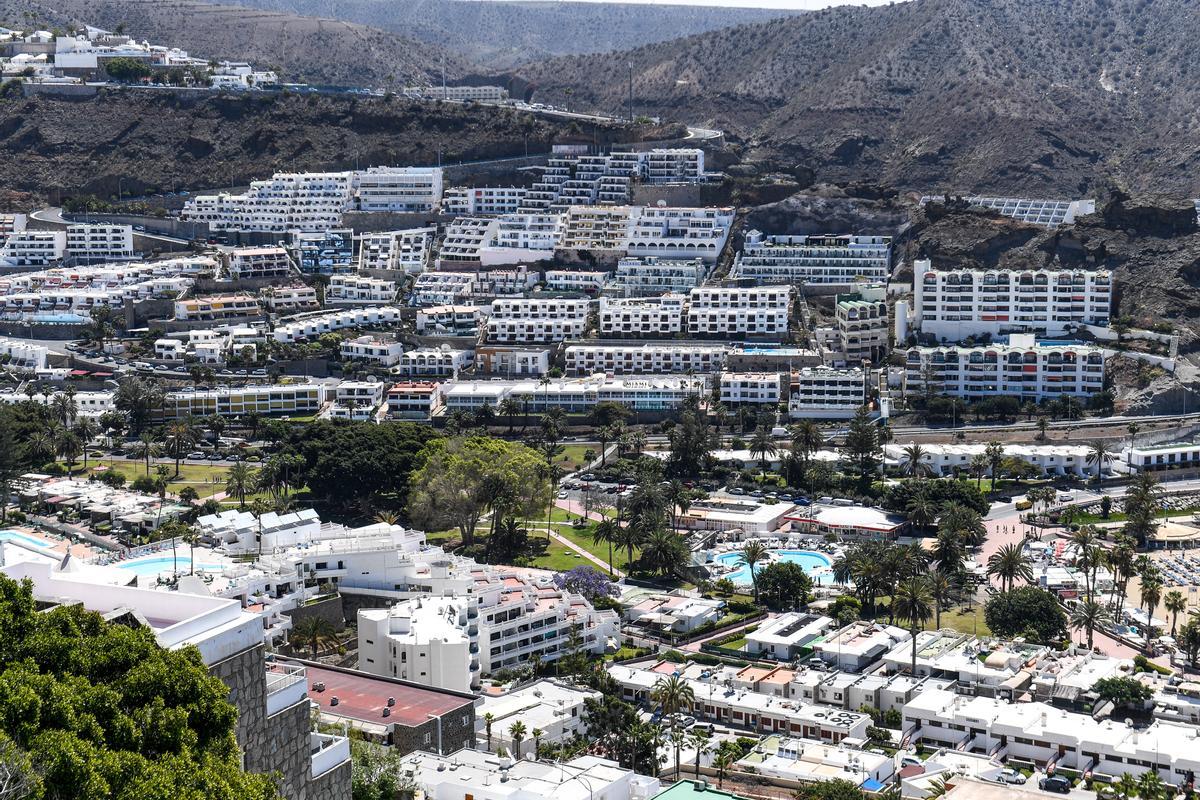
top-left (186, 452), bottom-right (205, 460)
top-left (997, 769), bottom-right (1026, 785)
top-left (1039, 775), bottom-right (1071, 794)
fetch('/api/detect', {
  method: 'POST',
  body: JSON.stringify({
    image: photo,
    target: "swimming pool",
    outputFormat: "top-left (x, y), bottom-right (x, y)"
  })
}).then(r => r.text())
top-left (712, 549), bottom-right (833, 586)
top-left (0, 530), bottom-right (56, 549)
top-left (116, 556), bottom-right (226, 576)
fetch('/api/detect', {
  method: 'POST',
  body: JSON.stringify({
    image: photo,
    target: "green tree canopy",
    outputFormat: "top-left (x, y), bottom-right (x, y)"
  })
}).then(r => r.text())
top-left (755, 561), bottom-right (813, 611)
top-left (984, 586), bottom-right (1067, 643)
top-left (1091, 676), bottom-right (1153, 708)
top-left (0, 574), bottom-right (275, 800)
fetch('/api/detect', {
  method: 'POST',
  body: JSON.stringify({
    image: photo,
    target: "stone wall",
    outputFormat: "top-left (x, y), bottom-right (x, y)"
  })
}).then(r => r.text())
top-left (285, 595), bottom-right (346, 632)
top-left (392, 702), bottom-right (476, 756)
top-left (309, 759), bottom-right (352, 800)
top-left (339, 592), bottom-right (394, 624)
top-left (208, 643), bottom-right (268, 770)
top-left (264, 699), bottom-right (316, 800)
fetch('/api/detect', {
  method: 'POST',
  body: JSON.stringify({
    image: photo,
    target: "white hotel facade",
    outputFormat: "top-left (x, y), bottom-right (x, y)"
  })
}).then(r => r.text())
top-left (565, 342), bottom-right (728, 375)
top-left (905, 334), bottom-right (1106, 401)
top-left (732, 232), bottom-right (893, 285)
top-left (598, 295), bottom-right (685, 336)
top-left (486, 297), bottom-right (589, 343)
top-left (439, 375), bottom-right (705, 414)
top-left (789, 366), bottom-right (868, 419)
top-left (607, 256), bottom-right (707, 297)
top-left (687, 285), bottom-right (791, 336)
top-left (912, 259), bottom-right (1113, 340)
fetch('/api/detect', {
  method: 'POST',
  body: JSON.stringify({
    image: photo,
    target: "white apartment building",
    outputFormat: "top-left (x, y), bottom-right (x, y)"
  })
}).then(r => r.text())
top-left (386, 382), bottom-right (442, 420)
top-left (272, 306), bottom-right (402, 342)
top-left (560, 205), bottom-right (635, 251)
top-left (607, 256), bottom-right (707, 297)
top-left (174, 294), bottom-right (260, 321)
top-left (0, 229), bottom-right (66, 266)
top-left (721, 372), bottom-right (784, 406)
top-left (565, 342), bottom-right (728, 375)
top-left (326, 274), bottom-right (398, 305)
top-left (626, 206), bottom-right (733, 262)
top-left (732, 232), bottom-right (893, 285)
top-left (340, 334), bottom-right (404, 366)
top-left (919, 195), bottom-right (1096, 227)
top-left (598, 295), bottom-right (685, 336)
top-left (544, 269), bottom-right (608, 294)
top-left (477, 267), bottom-right (538, 297)
top-left (351, 167), bottom-right (443, 213)
top-left (0, 213), bottom-right (27, 246)
top-left (884, 442), bottom-right (1099, 478)
top-left (814, 621), bottom-right (913, 672)
top-left (487, 297), bottom-right (590, 343)
top-left (746, 613), bottom-right (836, 661)
top-left (441, 186), bottom-right (527, 216)
top-left (481, 213), bottom-right (564, 264)
top-left (415, 305), bottom-right (483, 335)
top-left (404, 83), bottom-right (509, 102)
top-left (834, 289), bottom-right (889, 363)
top-left (476, 680), bottom-right (599, 752)
top-left (474, 345), bottom-right (550, 377)
top-left (642, 148), bottom-right (707, 183)
top-left (399, 750), bottom-right (658, 800)
top-left (358, 564), bottom-right (620, 692)
top-left (397, 347), bottom-right (473, 378)
top-left (183, 171), bottom-right (353, 233)
top-left (333, 379), bottom-right (385, 410)
top-left (440, 374), bottom-right (705, 414)
top-left (291, 228), bottom-right (355, 274)
top-left (521, 153), bottom-right (636, 213)
top-left (0, 337), bottom-right (50, 370)
top-left (438, 217), bottom-right (499, 264)
top-left (227, 245), bottom-right (293, 279)
top-left (409, 271), bottom-right (476, 306)
top-left (912, 259), bottom-right (1113, 340)
top-left (687, 286), bottom-right (791, 336)
top-left (65, 223), bottom-right (134, 262)
top-left (788, 367), bottom-right (867, 419)
top-left (162, 381), bottom-right (327, 419)
top-left (261, 284), bottom-right (319, 313)
top-left (904, 334), bottom-right (1106, 400)
top-left (357, 228), bottom-right (434, 275)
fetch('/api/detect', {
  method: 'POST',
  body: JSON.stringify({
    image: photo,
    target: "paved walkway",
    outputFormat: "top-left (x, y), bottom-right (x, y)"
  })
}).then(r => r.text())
top-left (543, 527), bottom-right (626, 578)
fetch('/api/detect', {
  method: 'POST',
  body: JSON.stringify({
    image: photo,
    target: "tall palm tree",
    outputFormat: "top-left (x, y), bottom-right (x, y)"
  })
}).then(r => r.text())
top-left (592, 518), bottom-right (620, 577)
top-left (1069, 598), bottom-right (1111, 651)
top-left (508, 721), bottom-right (527, 760)
top-left (1113, 773), bottom-right (1138, 800)
top-left (739, 539), bottom-right (770, 601)
top-left (987, 543), bottom-right (1033, 592)
top-left (901, 443), bottom-right (933, 477)
top-left (669, 726), bottom-right (687, 779)
top-left (483, 712), bottom-right (495, 751)
top-left (893, 577), bottom-right (934, 675)
top-left (928, 570), bottom-right (958, 629)
top-left (1165, 590), bottom-right (1187, 636)
top-left (1140, 577), bottom-right (1164, 651)
top-left (789, 421), bottom-right (824, 487)
top-left (225, 462), bottom-right (255, 509)
top-left (748, 425), bottom-right (777, 471)
top-left (498, 397), bottom-right (521, 435)
top-left (133, 431), bottom-right (160, 476)
top-left (712, 743), bottom-right (736, 789)
top-left (651, 674), bottom-right (696, 720)
top-left (904, 483), bottom-right (938, 532)
top-left (1137, 770), bottom-right (1165, 800)
top-left (688, 728), bottom-right (711, 778)
top-left (984, 441), bottom-right (1005, 485)
top-left (1086, 440), bottom-right (1113, 482)
top-left (969, 453), bottom-right (989, 489)
top-left (531, 728), bottom-right (544, 760)
top-left (164, 417), bottom-right (199, 477)
top-left (73, 416), bottom-right (100, 471)
top-left (290, 616), bottom-right (337, 657)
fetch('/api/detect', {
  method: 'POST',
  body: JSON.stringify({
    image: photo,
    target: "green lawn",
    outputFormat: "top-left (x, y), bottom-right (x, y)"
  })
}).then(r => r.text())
top-left (75, 458), bottom-right (232, 498)
top-left (529, 537), bottom-right (591, 571)
top-left (556, 444), bottom-right (597, 473)
top-left (933, 604), bottom-right (991, 636)
top-left (551, 518), bottom-right (637, 572)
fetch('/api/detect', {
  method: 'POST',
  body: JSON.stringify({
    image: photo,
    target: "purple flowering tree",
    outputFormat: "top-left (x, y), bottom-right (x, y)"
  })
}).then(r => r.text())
top-left (554, 565), bottom-right (619, 601)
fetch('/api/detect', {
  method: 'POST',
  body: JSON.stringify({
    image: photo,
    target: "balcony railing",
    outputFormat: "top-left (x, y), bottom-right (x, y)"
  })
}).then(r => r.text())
top-left (310, 733), bottom-right (350, 778)
top-left (265, 662), bottom-right (307, 716)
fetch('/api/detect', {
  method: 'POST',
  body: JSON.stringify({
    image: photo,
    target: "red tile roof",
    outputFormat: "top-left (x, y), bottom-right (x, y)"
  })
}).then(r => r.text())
top-left (301, 664), bottom-right (473, 727)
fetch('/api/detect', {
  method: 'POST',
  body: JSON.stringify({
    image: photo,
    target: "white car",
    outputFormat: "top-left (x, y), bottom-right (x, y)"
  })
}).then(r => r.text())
top-left (997, 769), bottom-right (1026, 785)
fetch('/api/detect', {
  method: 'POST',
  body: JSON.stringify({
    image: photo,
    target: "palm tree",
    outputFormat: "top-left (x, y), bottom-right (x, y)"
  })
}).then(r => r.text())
top-left (739, 539), bottom-right (770, 602)
top-left (904, 483), bottom-right (939, 532)
top-left (1113, 773), bottom-right (1138, 800)
top-left (748, 425), bottom-right (777, 471)
top-left (788, 421), bottom-right (824, 487)
top-left (893, 577), bottom-right (933, 675)
top-left (688, 727), bottom-right (711, 778)
top-left (531, 728), bottom-right (544, 760)
top-left (900, 444), bottom-right (933, 477)
top-left (641, 529), bottom-right (687, 578)
top-left (987, 543), bottom-right (1033, 592)
top-left (73, 417), bottom-right (100, 471)
top-left (498, 397), bottom-right (521, 435)
top-left (928, 571), bottom-right (958, 629)
top-left (591, 518), bottom-right (620, 577)
top-left (290, 616), bottom-right (337, 657)
top-left (712, 742), bottom-right (737, 789)
top-left (1137, 770), bottom-right (1165, 800)
top-left (164, 417), bottom-right (199, 477)
top-left (1086, 440), bottom-right (1113, 482)
top-left (984, 440), bottom-right (1005, 485)
top-left (1035, 417), bottom-right (1050, 441)
top-left (51, 391), bottom-right (78, 428)
top-left (1069, 598), bottom-right (1111, 651)
top-left (133, 431), bottom-right (160, 476)
top-left (1165, 590), bottom-right (1187, 636)
top-left (55, 429), bottom-right (82, 472)
top-left (225, 462), bottom-right (255, 509)
top-left (1140, 577), bottom-right (1164, 652)
top-left (508, 721), bottom-right (527, 760)
top-left (669, 726), bottom-right (687, 779)
top-left (483, 712), bottom-right (495, 751)
top-left (650, 674), bottom-right (696, 719)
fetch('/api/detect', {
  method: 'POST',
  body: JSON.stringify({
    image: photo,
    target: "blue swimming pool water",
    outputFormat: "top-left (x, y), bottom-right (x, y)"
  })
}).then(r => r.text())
top-left (713, 549), bottom-right (833, 586)
top-left (0, 530), bottom-right (55, 549)
top-left (31, 313), bottom-right (88, 324)
top-left (116, 556), bottom-right (225, 575)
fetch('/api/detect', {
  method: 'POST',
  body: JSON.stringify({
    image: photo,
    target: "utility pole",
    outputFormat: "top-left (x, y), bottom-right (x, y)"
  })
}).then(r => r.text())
top-left (442, 54), bottom-right (447, 101)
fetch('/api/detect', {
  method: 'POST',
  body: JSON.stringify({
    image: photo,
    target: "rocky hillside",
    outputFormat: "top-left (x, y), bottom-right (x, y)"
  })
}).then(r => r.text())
top-left (0, 0), bottom-right (466, 86)
top-left (0, 90), bottom-right (638, 198)
top-left (521, 0), bottom-right (1200, 196)
top-left (226, 0), bottom-right (799, 69)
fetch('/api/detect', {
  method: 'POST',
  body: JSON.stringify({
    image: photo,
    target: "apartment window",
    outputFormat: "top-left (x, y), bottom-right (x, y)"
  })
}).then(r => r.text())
top-left (462, 714), bottom-right (470, 726)
top-left (424, 733), bottom-right (432, 744)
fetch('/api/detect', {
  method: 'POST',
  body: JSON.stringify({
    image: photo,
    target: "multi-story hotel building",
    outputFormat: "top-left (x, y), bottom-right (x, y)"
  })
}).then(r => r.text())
top-left (474, 345), bottom-right (551, 377)
top-left (326, 274), bottom-right (398, 305)
top-left (904, 334), bottom-right (1106, 400)
top-left (174, 294), bottom-right (260, 321)
top-left (441, 186), bottom-right (528, 216)
top-left (65, 223), bottom-right (135, 262)
top-left (183, 171), bottom-right (353, 233)
top-left (439, 375), bottom-right (705, 414)
top-left (291, 228), bottom-right (354, 274)
top-left (438, 217), bottom-right (500, 265)
top-left (721, 372), bottom-right (785, 406)
top-left (607, 256), bottom-right (707, 297)
top-left (912, 258), bottom-right (1113, 340)
top-left (356, 228), bottom-right (434, 275)
top-left (272, 307), bottom-right (402, 342)
top-left (396, 347), bottom-right (473, 378)
top-left (565, 342), bottom-right (728, 375)
top-left (560, 206), bottom-right (635, 251)
top-left (227, 246), bottom-right (293, 279)
top-left (835, 290), bottom-right (889, 363)
top-left (487, 298), bottom-right (589, 342)
top-left (162, 382), bottom-right (328, 419)
top-left (544, 269), bottom-right (608, 294)
top-left (414, 305), bottom-right (483, 336)
top-left (351, 167), bottom-right (443, 213)
top-left (598, 295), bottom-right (685, 337)
top-left (731, 232), bottom-right (892, 285)
top-left (687, 286), bottom-right (791, 336)
top-left (626, 206), bottom-right (734, 262)
top-left (788, 367), bottom-right (868, 419)
top-left (340, 334), bottom-right (404, 367)
top-left (385, 381), bottom-right (442, 420)
top-left (0, 229), bottom-right (67, 266)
